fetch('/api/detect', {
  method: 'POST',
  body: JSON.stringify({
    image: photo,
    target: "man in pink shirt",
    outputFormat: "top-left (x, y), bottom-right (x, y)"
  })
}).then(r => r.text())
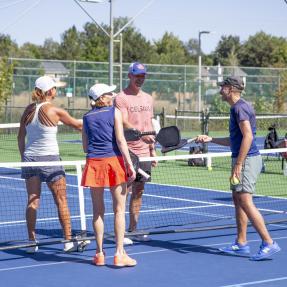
top-left (115, 62), bottom-right (156, 243)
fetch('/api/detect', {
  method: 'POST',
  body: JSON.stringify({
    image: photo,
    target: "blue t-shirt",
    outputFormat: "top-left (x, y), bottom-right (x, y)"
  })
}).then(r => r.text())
top-left (83, 106), bottom-right (121, 158)
top-left (229, 98), bottom-right (259, 158)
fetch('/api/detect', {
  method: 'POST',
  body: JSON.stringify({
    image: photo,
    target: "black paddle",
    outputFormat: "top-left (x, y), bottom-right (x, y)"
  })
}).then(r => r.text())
top-left (124, 126), bottom-right (181, 148)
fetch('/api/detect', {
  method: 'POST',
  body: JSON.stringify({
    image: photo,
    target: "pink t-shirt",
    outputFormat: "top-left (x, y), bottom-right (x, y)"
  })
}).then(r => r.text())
top-left (115, 89), bottom-right (154, 157)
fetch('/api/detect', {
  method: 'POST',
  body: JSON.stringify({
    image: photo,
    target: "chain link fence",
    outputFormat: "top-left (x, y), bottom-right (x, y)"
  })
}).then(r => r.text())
top-left (1, 58), bottom-right (287, 123)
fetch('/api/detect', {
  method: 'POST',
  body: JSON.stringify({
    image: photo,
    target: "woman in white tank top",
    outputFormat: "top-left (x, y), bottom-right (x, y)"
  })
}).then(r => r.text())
top-left (17, 76), bottom-right (85, 253)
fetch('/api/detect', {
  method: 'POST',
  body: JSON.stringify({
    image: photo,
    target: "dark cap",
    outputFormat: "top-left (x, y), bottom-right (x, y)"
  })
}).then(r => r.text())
top-left (218, 76), bottom-right (244, 91)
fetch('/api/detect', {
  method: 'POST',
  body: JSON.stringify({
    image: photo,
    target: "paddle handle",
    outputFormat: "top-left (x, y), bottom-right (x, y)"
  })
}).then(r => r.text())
top-left (138, 168), bottom-right (150, 180)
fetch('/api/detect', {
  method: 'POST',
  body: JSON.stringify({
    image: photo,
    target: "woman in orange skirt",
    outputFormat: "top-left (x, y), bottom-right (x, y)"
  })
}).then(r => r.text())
top-left (81, 83), bottom-right (137, 267)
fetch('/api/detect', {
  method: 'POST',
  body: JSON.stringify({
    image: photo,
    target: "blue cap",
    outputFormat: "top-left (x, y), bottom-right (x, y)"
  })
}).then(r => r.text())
top-left (128, 62), bottom-right (147, 75)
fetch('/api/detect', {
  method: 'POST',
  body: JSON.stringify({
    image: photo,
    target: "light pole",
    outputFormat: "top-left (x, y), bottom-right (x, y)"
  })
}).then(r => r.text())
top-left (198, 30), bottom-right (210, 112)
top-left (75, 0), bottom-right (154, 85)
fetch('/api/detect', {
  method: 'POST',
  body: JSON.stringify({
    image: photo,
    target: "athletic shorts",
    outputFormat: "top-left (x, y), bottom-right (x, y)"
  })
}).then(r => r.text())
top-left (21, 155), bottom-right (65, 183)
top-left (81, 156), bottom-right (127, 188)
top-left (231, 154), bottom-right (262, 194)
top-left (135, 161), bottom-right (152, 182)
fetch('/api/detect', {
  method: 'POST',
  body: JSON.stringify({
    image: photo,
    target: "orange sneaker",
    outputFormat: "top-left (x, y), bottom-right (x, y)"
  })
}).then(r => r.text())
top-left (93, 252), bottom-right (105, 266)
top-left (114, 253), bottom-right (137, 267)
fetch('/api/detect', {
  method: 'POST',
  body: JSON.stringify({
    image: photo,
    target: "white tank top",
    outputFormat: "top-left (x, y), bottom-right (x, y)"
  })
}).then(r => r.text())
top-left (24, 102), bottom-right (59, 156)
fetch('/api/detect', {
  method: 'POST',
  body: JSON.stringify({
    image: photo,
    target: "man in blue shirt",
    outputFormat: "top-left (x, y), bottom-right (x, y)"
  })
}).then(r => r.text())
top-left (196, 76), bottom-right (280, 261)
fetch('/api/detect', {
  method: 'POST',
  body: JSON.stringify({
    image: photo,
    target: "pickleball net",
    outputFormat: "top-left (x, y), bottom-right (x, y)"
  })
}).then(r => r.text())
top-left (0, 148), bottom-right (286, 250)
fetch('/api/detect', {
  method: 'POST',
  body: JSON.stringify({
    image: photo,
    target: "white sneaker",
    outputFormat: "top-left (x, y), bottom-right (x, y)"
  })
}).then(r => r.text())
top-left (26, 240), bottom-right (38, 254)
top-left (123, 237), bottom-right (134, 245)
top-left (63, 241), bottom-right (77, 253)
top-left (110, 237), bottom-right (134, 245)
top-left (131, 234), bottom-right (151, 242)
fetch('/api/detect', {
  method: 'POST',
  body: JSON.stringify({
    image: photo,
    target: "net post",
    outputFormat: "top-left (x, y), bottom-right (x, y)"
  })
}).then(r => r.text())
top-left (76, 163), bottom-right (87, 233)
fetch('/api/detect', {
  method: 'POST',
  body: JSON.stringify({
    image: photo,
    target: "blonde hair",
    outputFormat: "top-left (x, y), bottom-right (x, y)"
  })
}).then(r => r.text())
top-left (32, 88), bottom-right (49, 102)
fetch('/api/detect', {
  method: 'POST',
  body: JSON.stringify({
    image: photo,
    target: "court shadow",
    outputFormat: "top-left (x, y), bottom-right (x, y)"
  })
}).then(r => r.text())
top-left (139, 238), bottom-right (274, 260)
top-left (1, 247), bottom-right (93, 266)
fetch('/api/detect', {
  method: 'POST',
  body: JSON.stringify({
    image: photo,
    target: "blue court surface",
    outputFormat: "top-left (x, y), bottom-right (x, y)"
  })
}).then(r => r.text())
top-left (0, 164), bottom-right (287, 287)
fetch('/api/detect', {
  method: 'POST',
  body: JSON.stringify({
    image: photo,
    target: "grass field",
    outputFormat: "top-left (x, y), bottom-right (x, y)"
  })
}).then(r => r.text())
top-left (0, 129), bottom-right (286, 200)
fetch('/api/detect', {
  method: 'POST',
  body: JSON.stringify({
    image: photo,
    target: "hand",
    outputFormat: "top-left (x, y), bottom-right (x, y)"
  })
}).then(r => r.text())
top-left (232, 162), bottom-right (242, 180)
top-left (150, 149), bottom-right (157, 167)
top-left (196, 135), bottom-right (212, 143)
top-left (141, 135), bottom-right (155, 144)
top-left (127, 164), bottom-right (136, 183)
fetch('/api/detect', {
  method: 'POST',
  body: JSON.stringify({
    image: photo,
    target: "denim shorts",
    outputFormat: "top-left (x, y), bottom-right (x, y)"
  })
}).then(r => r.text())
top-left (21, 155), bottom-right (65, 183)
top-left (231, 155), bottom-right (262, 194)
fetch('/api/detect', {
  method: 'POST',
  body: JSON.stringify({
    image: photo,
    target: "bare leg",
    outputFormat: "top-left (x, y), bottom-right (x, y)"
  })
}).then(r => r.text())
top-left (90, 187), bottom-right (105, 253)
top-left (48, 177), bottom-right (72, 240)
top-left (111, 183), bottom-right (127, 255)
top-left (233, 192), bottom-right (248, 244)
top-left (25, 177), bottom-right (41, 241)
top-left (235, 192), bottom-right (273, 244)
top-left (128, 182), bottom-right (145, 232)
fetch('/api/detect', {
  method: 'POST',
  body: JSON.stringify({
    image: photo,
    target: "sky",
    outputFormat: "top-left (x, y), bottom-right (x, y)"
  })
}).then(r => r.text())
top-left (0, 0), bottom-right (286, 54)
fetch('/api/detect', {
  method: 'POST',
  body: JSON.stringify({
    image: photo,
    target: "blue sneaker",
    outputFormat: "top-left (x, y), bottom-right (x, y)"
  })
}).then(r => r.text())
top-left (219, 241), bottom-right (250, 256)
top-left (250, 241), bottom-right (281, 261)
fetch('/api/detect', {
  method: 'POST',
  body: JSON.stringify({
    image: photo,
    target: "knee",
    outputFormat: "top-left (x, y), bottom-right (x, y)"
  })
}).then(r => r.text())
top-left (237, 194), bottom-right (253, 209)
top-left (27, 196), bottom-right (40, 210)
top-left (132, 188), bottom-right (144, 199)
top-left (55, 194), bottom-right (68, 207)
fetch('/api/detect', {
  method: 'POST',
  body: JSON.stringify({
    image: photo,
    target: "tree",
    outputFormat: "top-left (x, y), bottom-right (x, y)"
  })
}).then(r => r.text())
top-left (0, 57), bottom-right (13, 108)
top-left (0, 34), bottom-right (18, 57)
top-left (184, 38), bottom-right (199, 64)
top-left (18, 42), bottom-right (42, 58)
top-left (153, 32), bottom-right (189, 64)
top-left (81, 22), bottom-right (109, 61)
top-left (59, 26), bottom-right (83, 60)
top-left (112, 17), bottom-right (155, 63)
top-left (238, 32), bottom-right (287, 67)
top-left (41, 38), bottom-right (61, 59)
top-left (213, 35), bottom-right (241, 66)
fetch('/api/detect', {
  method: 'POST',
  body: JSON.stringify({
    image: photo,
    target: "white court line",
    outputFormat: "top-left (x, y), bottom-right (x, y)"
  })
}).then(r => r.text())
top-left (1, 235), bottom-right (287, 273)
top-left (219, 276), bottom-right (287, 287)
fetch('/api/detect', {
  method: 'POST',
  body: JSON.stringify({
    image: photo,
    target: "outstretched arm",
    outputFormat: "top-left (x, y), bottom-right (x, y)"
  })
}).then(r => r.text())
top-left (196, 135), bottom-right (230, 146)
top-left (54, 107), bottom-right (82, 131)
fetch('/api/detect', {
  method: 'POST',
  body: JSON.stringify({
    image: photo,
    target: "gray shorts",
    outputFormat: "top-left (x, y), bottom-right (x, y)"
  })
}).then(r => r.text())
top-left (21, 155), bottom-right (65, 183)
top-left (231, 154), bottom-right (262, 194)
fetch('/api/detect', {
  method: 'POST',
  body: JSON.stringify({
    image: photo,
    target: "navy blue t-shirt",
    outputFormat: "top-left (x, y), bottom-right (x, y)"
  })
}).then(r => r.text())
top-left (229, 98), bottom-right (259, 158)
top-left (83, 106), bottom-right (121, 158)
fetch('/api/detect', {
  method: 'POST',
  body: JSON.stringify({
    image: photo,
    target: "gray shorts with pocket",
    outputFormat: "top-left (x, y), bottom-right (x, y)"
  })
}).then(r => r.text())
top-left (231, 154), bottom-right (262, 194)
top-left (21, 155), bottom-right (65, 183)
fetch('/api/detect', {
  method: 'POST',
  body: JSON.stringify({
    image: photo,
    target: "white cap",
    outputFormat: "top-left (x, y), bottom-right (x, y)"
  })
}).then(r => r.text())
top-left (35, 76), bottom-right (60, 92)
top-left (88, 83), bottom-right (117, 101)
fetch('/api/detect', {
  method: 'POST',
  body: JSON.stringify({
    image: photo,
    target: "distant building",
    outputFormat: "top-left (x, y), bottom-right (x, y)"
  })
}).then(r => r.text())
top-left (40, 61), bottom-right (69, 88)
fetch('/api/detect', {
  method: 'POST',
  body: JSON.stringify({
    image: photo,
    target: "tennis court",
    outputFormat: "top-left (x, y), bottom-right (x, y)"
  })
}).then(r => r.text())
top-left (0, 149), bottom-right (287, 287)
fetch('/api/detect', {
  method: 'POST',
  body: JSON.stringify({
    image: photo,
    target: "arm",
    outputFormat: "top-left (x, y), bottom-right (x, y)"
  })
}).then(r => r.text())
top-left (82, 127), bottom-right (88, 154)
top-left (114, 108), bottom-right (136, 180)
top-left (196, 135), bottom-right (230, 146)
top-left (232, 120), bottom-right (253, 178)
top-left (17, 113), bottom-right (27, 160)
top-left (54, 107), bottom-right (82, 131)
top-left (149, 143), bottom-right (157, 167)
